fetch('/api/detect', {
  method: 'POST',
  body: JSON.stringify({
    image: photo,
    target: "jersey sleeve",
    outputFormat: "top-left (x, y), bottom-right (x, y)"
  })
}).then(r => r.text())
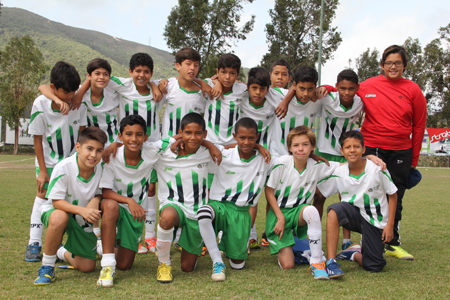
top-left (79, 105), bottom-right (88, 127)
top-left (266, 162), bottom-right (285, 189)
top-left (316, 161), bottom-right (340, 180)
top-left (29, 99), bottom-right (45, 135)
top-left (208, 145), bottom-right (225, 175)
top-left (380, 169), bottom-right (398, 195)
top-left (317, 173), bottom-right (339, 198)
top-left (108, 76), bottom-right (132, 94)
top-left (45, 167), bottom-right (69, 201)
top-left (143, 137), bottom-right (176, 157)
top-left (99, 159), bottom-right (116, 190)
top-left (266, 88), bottom-right (284, 107)
top-left (411, 85), bottom-right (427, 166)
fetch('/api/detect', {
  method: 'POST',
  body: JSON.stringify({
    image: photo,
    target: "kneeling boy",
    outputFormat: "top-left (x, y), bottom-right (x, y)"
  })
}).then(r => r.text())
top-left (34, 127), bottom-right (107, 285)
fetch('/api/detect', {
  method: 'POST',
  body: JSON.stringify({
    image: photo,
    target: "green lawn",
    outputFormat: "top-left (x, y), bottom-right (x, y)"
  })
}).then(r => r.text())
top-left (0, 161), bottom-right (449, 299)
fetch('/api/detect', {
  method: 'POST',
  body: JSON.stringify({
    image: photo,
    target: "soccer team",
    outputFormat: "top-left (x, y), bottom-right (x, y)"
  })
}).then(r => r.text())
top-left (25, 44), bottom-right (427, 287)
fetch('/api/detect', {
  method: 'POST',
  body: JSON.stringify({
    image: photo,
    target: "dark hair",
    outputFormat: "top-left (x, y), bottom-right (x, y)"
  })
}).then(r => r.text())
top-left (292, 66), bottom-right (318, 84)
top-left (218, 53), bottom-right (241, 73)
top-left (287, 126), bottom-right (316, 153)
top-left (175, 47), bottom-right (201, 65)
top-left (78, 126), bottom-right (107, 147)
top-left (129, 53), bottom-right (154, 73)
top-left (87, 58), bottom-right (112, 76)
top-left (247, 67), bottom-right (271, 88)
top-left (235, 117), bottom-right (258, 134)
top-left (270, 58), bottom-right (291, 75)
top-left (119, 115), bottom-right (146, 134)
top-left (339, 130), bottom-right (364, 148)
top-left (50, 61), bottom-right (81, 92)
top-left (381, 45), bottom-right (408, 68)
top-left (336, 69), bottom-right (359, 85)
top-left (180, 112), bottom-right (205, 131)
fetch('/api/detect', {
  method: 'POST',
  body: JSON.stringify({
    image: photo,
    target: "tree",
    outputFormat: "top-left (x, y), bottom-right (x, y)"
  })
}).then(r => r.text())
top-left (402, 37), bottom-right (427, 91)
top-left (355, 48), bottom-right (380, 82)
top-left (163, 0), bottom-right (255, 78)
top-left (0, 35), bottom-right (48, 154)
top-left (260, 0), bottom-right (342, 74)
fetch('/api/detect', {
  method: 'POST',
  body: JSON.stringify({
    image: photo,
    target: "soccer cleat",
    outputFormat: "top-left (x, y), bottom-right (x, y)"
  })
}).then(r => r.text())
top-left (198, 246), bottom-right (207, 257)
top-left (25, 242), bottom-right (42, 262)
top-left (385, 245), bottom-right (414, 260)
top-left (249, 239), bottom-right (260, 250)
top-left (97, 266), bottom-right (115, 287)
top-left (34, 266), bottom-right (55, 285)
top-left (145, 237), bottom-right (157, 253)
top-left (156, 263), bottom-right (173, 283)
top-left (326, 258), bottom-right (344, 279)
top-left (211, 262), bottom-right (226, 282)
top-left (336, 249), bottom-right (358, 261)
top-left (261, 232), bottom-right (269, 247)
top-left (308, 261), bottom-right (329, 280)
top-left (345, 244), bottom-right (361, 253)
top-left (342, 240), bottom-right (354, 250)
top-left (138, 243), bottom-right (148, 254)
top-left (173, 242), bottom-right (182, 251)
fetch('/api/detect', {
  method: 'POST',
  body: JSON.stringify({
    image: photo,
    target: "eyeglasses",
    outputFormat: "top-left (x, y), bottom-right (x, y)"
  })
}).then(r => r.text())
top-left (383, 61), bottom-right (403, 67)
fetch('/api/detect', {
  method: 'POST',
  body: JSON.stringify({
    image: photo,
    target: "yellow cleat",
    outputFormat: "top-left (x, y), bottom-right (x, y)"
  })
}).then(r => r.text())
top-left (157, 263), bottom-right (173, 283)
top-left (385, 245), bottom-right (414, 260)
top-left (97, 266), bottom-right (115, 287)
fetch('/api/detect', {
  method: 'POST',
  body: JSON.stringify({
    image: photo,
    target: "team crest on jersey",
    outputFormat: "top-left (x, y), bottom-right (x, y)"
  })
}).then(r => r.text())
top-left (193, 107), bottom-right (201, 112)
top-left (266, 115), bottom-right (271, 119)
top-left (197, 163), bottom-right (208, 169)
top-left (73, 120), bottom-right (78, 125)
top-left (368, 185), bottom-right (380, 193)
top-left (365, 94), bottom-right (376, 98)
top-left (256, 171), bottom-right (264, 176)
top-left (235, 98), bottom-right (242, 103)
top-left (310, 113), bottom-right (315, 117)
top-left (304, 180), bottom-right (315, 187)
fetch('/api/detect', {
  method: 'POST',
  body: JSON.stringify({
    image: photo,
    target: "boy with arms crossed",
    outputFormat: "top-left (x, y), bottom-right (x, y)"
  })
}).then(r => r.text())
top-left (34, 127), bottom-right (107, 285)
top-left (318, 130), bottom-right (397, 276)
top-left (26, 61), bottom-right (85, 262)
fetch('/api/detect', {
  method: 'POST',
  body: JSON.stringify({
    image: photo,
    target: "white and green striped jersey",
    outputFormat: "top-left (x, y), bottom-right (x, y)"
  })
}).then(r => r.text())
top-left (100, 138), bottom-right (173, 215)
top-left (29, 95), bottom-right (87, 168)
top-left (108, 76), bottom-right (162, 142)
top-left (209, 145), bottom-right (278, 207)
top-left (81, 86), bottom-right (120, 147)
top-left (266, 156), bottom-right (340, 208)
top-left (204, 79), bottom-right (246, 145)
top-left (316, 92), bottom-right (364, 156)
top-left (161, 77), bottom-right (207, 139)
top-left (42, 153), bottom-right (103, 232)
top-left (155, 145), bottom-right (212, 220)
top-left (317, 160), bottom-right (397, 229)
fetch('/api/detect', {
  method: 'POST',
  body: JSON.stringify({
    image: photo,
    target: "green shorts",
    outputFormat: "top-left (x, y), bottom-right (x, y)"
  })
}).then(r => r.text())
top-left (209, 200), bottom-right (251, 260)
top-left (265, 204), bottom-right (309, 255)
top-left (315, 149), bottom-right (347, 163)
top-left (150, 169), bottom-right (158, 183)
top-left (36, 167), bottom-right (53, 190)
top-left (41, 208), bottom-right (97, 260)
top-left (160, 203), bottom-right (204, 255)
top-left (116, 206), bottom-right (145, 252)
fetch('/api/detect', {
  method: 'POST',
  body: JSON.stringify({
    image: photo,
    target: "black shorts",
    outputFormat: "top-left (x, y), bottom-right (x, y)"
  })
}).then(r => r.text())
top-left (327, 202), bottom-right (386, 272)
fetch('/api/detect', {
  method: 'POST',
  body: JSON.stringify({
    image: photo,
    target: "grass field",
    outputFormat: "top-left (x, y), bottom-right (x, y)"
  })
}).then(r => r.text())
top-left (1, 154), bottom-right (449, 299)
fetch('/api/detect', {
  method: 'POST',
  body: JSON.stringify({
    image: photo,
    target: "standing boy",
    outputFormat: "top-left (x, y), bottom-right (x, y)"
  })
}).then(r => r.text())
top-left (34, 127), bottom-right (107, 285)
top-left (26, 61), bottom-right (85, 262)
top-left (270, 58), bottom-right (292, 90)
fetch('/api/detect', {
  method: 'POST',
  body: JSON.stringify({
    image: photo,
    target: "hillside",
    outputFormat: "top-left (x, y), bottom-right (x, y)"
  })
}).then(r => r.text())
top-left (0, 7), bottom-right (178, 80)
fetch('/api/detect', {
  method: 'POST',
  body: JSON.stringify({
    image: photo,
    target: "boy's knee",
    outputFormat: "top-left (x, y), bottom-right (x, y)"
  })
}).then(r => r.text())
top-left (48, 210), bottom-right (69, 228)
top-left (180, 260), bottom-right (196, 273)
top-left (279, 260), bottom-right (294, 270)
top-left (77, 264), bottom-right (96, 273)
top-left (101, 200), bottom-right (119, 214)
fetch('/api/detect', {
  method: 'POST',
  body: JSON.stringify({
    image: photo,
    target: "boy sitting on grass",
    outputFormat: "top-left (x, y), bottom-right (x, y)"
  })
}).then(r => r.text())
top-left (34, 127), bottom-right (107, 285)
top-left (318, 130), bottom-right (397, 277)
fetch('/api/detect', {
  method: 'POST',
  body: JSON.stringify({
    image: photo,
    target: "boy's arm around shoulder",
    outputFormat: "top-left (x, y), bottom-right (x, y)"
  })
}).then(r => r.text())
top-left (275, 85), bottom-right (295, 119)
top-left (201, 140), bottom-right (222, 166)
top-left (38, 85), bottom-right (69, 115)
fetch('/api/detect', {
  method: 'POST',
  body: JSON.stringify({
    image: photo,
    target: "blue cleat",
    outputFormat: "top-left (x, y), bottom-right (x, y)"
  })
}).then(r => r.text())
top-left (336, 249), bottom-right (358, 261)
top-left (326, 258), bottom-right (344, 279)
top-left (309, 261), bottom-right (329, 280)
top-left (34, 266), bottom-right (55, 285)
top-left (25, 242), bottom-right (42, 262)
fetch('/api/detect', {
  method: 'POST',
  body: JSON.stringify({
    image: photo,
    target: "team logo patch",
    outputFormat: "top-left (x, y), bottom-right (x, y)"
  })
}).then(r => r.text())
top-left (365, 94), bottom-right (376, 98)
top-left (310, 113), bottom-right (314, 117)
top-left (304, 180), bottom-right (315, 187)
top-left (397, 160), bottom-right (403, 164)
top-left (164, 167), bottom-right (172, 171)
top-left (73, 120), bottom-right (78, 125)
top-left (368, 185), bottom-right (380, 193)
top-left (116, 179), bottom-right (122, 182)
top-left (256, 171), bottom-right (264, 176)
top-left (226, 171), bottom-right (235, 174)
top-left (266, 115), bottom-right (270, 119)
top-left (197, 163), bottom-right (208, 169)
top-left (67, 194), bottom-right (72, 197)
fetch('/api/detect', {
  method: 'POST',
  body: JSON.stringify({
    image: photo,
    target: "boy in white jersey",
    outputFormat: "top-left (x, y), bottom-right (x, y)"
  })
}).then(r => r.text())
top-left (26, 61), bottom-right (85, 262)
top-left (154, 113), bottom-right (221, 283)
top-left (197, 118), bottom-right (273, 281)
top-left (265, 126), bottom-right (340, 280)
top-left (318, 130), bottom-right (397, 275)
top-left (33, 127), bottom-right (106, 285)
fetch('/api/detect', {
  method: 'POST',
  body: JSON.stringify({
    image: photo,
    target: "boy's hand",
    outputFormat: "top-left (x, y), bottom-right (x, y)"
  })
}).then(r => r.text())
top-left (382, 224), bottom-right (394, 244)
top-left (102, 142), bottom-right (122, 163)
top-left (273, 217), bottom-right (286, 240)
top-left (211, 82), bottom-right (224, 100)
top-left (209, 146), bottom-right (222, 166)
top-left (170, 139), bottom-right (184, 154)
top-left (158, 79), bottom-right (169, 94)
top-left (275, 100), bottom-right (289, 119)
top-left (315, 86), bottom-right (328, 99)
top-left (255, 145), bottom-right (271, 164)
top-left (150, 81), bottom-right (163, 102)
top-left (55, 99), bottom-right (70, 115)
top-left (36, 171), bottom-right (49, 195)
top-left (365, 155), bottom-right (386, 171)
top-left (80, 207), bottom-right (102, 223)
top-left (69, 96), bottom-right (82, 111)
top-left (309, 153), bottom-right (330, 166)
top-left (128, 199), bottom-right (147, 222)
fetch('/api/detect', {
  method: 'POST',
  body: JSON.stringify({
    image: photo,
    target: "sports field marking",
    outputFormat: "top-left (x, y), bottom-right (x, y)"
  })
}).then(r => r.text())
top-left (0, 158), bottom-right (34, 164)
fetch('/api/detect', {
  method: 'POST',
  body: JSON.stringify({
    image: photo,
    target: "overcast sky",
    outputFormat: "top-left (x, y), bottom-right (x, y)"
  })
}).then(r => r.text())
top-left (3, 0), bottom-right (450, 84)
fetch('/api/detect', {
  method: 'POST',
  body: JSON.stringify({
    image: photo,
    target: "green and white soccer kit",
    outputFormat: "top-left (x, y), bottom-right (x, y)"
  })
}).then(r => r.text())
top-left (160, 77), bottom-right (207, 138)
top-left (318, 159), bottom-right (397, 229)
top-left (203, 80), bottom-right (247, 145)
top-left (82, 86), bottom-right (120, 146)
top-left (29, 95), bottom-right (88, 169)
top-left (316, 92), bottom-right (363, 157)
top-left (41, 153), bottom-right (103, 259)
top-left (109, 76), bottom-right (162, 142)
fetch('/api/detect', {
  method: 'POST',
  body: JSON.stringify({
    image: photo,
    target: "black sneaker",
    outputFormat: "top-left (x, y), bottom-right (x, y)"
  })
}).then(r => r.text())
top-left (25, 242), bottom-right (42, 262)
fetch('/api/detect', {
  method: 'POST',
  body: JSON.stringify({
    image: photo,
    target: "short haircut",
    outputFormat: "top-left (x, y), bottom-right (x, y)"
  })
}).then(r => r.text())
top-left (87, 58), bottom-right (112, 76)
top-left (119, 115), bottom-right (146, 134)
top-left (78, 126), bottom-right (107, 147)
top-left (175, 47), bottom-right (201, 65)
top-left (270, 58), bottom-right (291, 75)
top-left (218, 53), bottom-right (241, 73)
top-left (287, 126), bottom-right (316, 153)
top-left (339, 130), bottom-right (364, 148)
top-left (129, 53), bottom-right (154, 73)
top-left (381, 45), bottom-right (408, 68)
top-left (293, 66), bottom-right (318, 84)
top-left (234, 117), bottom-right (258, 134)
top-left (247, 67), bottom-right (271, 88)
top-left (180, 112), bottom-right (205, 131)
top-left (336, 69), bottom-right (359, 85)
top-left (50, 61), bottom-right (81, 92)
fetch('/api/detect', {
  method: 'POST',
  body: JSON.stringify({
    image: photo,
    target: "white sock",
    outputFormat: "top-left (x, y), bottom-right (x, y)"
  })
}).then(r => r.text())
top-left (42, 254), bottom-right (57, 267)
top-left (342, 238), bottom-right (351, 244)
top-left (156, 225), bottom-right (173, 265)
top-left (56, 246), bottom-right (67, 261)
top-left (174, 228), bottom-right (182, 243)
top-left (302, 206), bottom-right (323, 264)
top-left (145, 196), bottom-right (157, 239)
top-left (198, 206), bottom-right (222, 264)
top-left (93, 227), bottom-right (101, 236)
top-left (29, 196), bottom-right (47, 246)
top-left (249, 224), bottom-right (257, 240)
top-left (101, 253), bottom-right (116, 270)
top-left (218, 230), bottom-right (223, 243)
top-left (229, 259), bottom-right (245, 270)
